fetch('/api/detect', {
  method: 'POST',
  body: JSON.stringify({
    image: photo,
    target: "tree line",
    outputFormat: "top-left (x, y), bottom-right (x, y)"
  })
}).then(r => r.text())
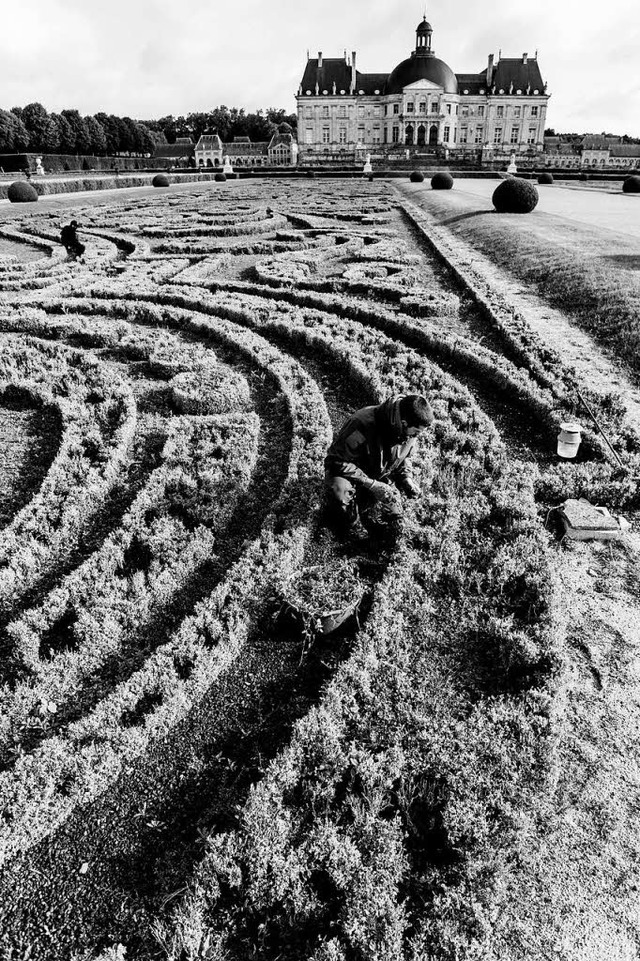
top-left (145, 107), bottom-right (297, 145)
top-left (0, 103), bottom-right (298, 156)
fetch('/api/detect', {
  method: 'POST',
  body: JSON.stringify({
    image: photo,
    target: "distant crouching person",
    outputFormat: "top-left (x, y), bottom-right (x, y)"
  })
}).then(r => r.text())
top-left (60, 220), bottom-right (85, 260)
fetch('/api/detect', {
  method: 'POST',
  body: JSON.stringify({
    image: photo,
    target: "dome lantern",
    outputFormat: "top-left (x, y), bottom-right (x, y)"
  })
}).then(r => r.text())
top-left (385, 17), bottom-right (458, 94)
top-left (416, 16), bottom-right (433, 55)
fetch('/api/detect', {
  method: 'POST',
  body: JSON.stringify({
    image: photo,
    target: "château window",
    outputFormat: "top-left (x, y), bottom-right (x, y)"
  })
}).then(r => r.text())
top-left (493, 127), bottom-right (503, 143)
top-left (407, 102), bottom-right (414, 113)
top-left (357, 125), bottom-right (365, 142)
top-left (459, 127), bottom-right (468, 144)
top-left (474, 128), bottom-right (483, 144)
top-left (477, 105), bottom-right (484, 117)
top-left (531, 105), bottom-right (539, 117)
top-left (527, 126), bottom-right (537, 143)
top-left (339, 106), bottom-right (346, 118)
top-left (443, 125), bottom-right (450, 142)
top-left (339, 127), bottom-right (347, 144)
top-left (513, 106), bottom-right (521, 118)
top-left (305, 127), bottom-right (313, 144)
top-left (322, 127), bottom-right (330, 143)
top-left (393, 104), bottom-right (399, 115)
top-left (419, 101), bottom-right (426, 113)
top-left (431, 101), bottom-right (439, 113)
top-left (510, 126), bottom-right (520, 144)
top-left (392, 126), bottom-right (400, 143)
top-left (322, 106), bottom-right (329, 118)
top-left (496, 106), bottom-right (504, 119)
top-left (373, 126), bottom-right (381, 143)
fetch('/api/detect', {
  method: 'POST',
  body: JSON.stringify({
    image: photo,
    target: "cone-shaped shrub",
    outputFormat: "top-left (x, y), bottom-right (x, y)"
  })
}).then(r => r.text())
top-left (7, 181), bottom-right (38, 203)
top-left (492, 177), bottom-right (539, 213)
top-left (538, 172), bottom-right (554, 184)
top-left (622, 175), bottom-right (640, 194)
top-left (409, 169), bottom-right (425, 183)
top-left (152, 173), bottom-right (170, 187)
top-left (214, 172), bottom-right (227, 182)
top-left (431, 171), bottom-right (454, 190)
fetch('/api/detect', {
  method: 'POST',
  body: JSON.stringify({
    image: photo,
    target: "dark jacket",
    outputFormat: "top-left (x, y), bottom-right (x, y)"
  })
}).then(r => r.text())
top-left (61, 224), bottom-right (77, 247)
top-left (324, 397), bottom-right (417, 489)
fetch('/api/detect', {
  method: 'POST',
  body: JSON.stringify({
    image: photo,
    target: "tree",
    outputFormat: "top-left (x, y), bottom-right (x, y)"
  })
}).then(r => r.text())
top-left (135, 122), bottom-right (156, 155)
top-left (61, 109), bottom-right (92, 154)
top-left (21, 102), bottom-right (58, 152)
top-left (85, 115), bottom-right (107, 155)
top-left (51, 113), bottom-right (76, 154)
top-left (144, 127), bottom-right (168, 151)
top-left (266, 108), bottom-right (297, 133)
top-left (120, 117), bottom-right (142, 153)
top-left (94, 113), bottom-right (120, 155)
top-left (0, 109), bottom-right (29, 152)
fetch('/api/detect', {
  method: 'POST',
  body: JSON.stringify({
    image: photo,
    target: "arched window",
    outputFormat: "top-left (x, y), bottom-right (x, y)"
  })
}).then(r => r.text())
top-left (417, 125), bottom-right (426, 146)
top-left (405, 124), bottom-right (414, 146)
top-left (429, 124), bottom-right (438, 146)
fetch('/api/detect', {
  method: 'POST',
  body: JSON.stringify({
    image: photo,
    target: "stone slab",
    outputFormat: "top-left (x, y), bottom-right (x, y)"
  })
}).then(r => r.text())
top-left (559, 497), bottom-right (622, 541)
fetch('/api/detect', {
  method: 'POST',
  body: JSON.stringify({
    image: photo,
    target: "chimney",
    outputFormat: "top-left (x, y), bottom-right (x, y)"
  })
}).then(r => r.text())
top-left (523, 52), bottom-right (528, 64)
top-left (487, 54), bottom-right (494, 85)
top-left (318, 51), bottom-right (323, 68)
top-left (351, 50), bottom-right (357, 90)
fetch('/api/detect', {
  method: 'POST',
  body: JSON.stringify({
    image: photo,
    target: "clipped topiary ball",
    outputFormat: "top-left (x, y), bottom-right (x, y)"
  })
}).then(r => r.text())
top-left (492, 177), bottom-right (539, 213)
top-left (409, 169), bottom-right (425, 183)
top-left (538, 172), bottom-right (554, 185)
top-left (578, 171), bottom-right (590, 182)
top-left (431, 171), bottom-right (454, 190)
top-left (152, 173), bottom-right (170, 187)
top-left (622, 175), bottom-right (640, 194)
top-left (305, 169), bottom-right (316, 178)
top-left (7, 181), bottom-right (38, 203)
top-left (214, 172), bottom-right (227, 182)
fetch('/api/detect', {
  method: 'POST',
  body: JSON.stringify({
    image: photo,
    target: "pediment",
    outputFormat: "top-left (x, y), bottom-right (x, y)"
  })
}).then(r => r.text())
top-left (402, 79), bottom-right (443, 92)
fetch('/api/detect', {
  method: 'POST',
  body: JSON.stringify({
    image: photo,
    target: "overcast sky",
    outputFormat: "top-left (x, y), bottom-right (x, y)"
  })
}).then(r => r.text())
top-left (2, 0), bottom-right (639, 135)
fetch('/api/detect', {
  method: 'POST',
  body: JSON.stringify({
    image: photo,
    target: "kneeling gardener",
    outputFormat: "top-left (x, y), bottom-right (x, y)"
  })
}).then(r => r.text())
top-left (324, 393), bottom-right (434, 536)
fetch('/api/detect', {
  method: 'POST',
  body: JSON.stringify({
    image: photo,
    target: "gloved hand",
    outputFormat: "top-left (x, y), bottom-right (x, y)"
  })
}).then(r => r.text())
top-left (400, 478), bottom-right (421, 499)
top-left (367, 479), bottom-right (394, 503)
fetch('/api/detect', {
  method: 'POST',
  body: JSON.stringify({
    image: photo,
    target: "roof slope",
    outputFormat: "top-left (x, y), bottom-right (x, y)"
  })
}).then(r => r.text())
top-left (491, 58), bottom-right (545, 92)
top-left (300, 58), bottom-right (353, 93)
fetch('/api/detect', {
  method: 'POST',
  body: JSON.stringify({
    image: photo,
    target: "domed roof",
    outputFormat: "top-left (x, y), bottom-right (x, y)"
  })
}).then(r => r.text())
top-left (386, 54), bottom-right (458, 95)
top-left (416, 18), bottom-right (432, 32)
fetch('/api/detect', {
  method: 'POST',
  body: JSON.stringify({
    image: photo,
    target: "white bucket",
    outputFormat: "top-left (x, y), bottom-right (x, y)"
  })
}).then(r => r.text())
top-left (557, 422), bottom-right (582, 458)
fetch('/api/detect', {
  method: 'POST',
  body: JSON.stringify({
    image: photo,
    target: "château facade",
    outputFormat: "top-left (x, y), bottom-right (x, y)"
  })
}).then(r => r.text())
top-left (296, 18), bottom-right (550, 162)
